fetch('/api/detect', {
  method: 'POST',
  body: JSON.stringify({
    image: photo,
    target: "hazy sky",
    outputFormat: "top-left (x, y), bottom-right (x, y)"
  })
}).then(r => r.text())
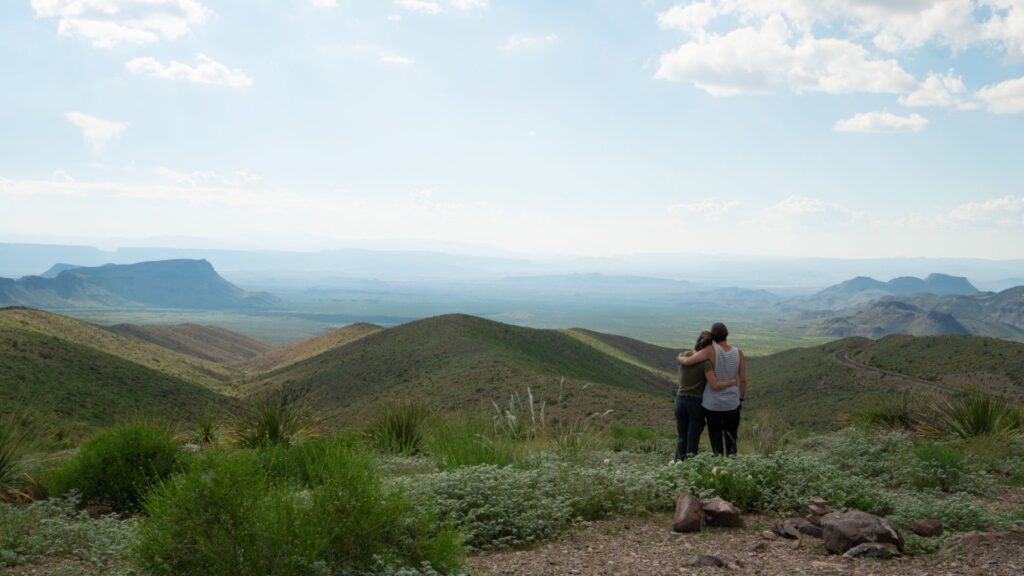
top-left (2, 0), bottom-right (1024, 258)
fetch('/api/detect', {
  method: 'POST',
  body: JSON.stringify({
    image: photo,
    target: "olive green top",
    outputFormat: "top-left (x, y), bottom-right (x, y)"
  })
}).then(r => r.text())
top-left (678, 359), bottom-right (712, 397)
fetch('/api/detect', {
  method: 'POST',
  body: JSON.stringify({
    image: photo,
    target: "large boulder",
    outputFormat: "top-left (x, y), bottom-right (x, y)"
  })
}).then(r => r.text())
top-left (821, 510), bottom-right (903, 554)
top-left (673, 492), bottom-right (703, 533)
top-left (701, 497), bottom-right (744, 528)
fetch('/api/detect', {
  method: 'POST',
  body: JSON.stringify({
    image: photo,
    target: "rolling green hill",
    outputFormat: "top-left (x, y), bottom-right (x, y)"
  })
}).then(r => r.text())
top-left (110, 323), bottom-right (272, 364)
top-left (241, 323), bottom-right (381, 373)
top-left (565, 328), bottom-right (678, 375)
top-left (249, 314), bottom-right (676, 427)
top-left (0, 323), bottom-right (229, 435)
top-left (0, 307), bottom-right (241, 394)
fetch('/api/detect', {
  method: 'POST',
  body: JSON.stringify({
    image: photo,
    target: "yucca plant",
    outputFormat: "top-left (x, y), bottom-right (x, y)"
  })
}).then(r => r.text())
top-left (0, 410), bottom-right (45, 500)
top-left (366, 401), bottom-right (435, 456)
top-left (231, 394), bottom-right (316, 449)
top-left (848, 391), bottom-right (925, 432)
top-left (187, 412), bottom-right (219, 447)
top-left (921, 394), bottom-right (1023, 439)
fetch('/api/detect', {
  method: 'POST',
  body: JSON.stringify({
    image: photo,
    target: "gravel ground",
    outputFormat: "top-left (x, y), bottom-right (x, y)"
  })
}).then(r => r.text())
top-left (468, 514), bottom-right (1024, 576)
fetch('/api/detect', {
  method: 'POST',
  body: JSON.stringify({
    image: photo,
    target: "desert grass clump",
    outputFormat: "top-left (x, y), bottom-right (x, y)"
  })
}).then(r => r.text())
top-left (924, 395), bottom-right (1024, 439)
top-left (187, 411), bottom-right (219, 447)
top-left (553, 417), bottom-right (606, 460)
top-left (493, 388), bottom-right (545, 441)
top-left (0, 410), bottom-right (47, 501)
top-left (428, 415), bottom-right (519, 470)
top-left (135, 442), bottom-right (464, 575)
top-left (608, 423), bottom-right (662, 453)
top-left (48, 420), bottom-right (181, 513)
top-left (367, 401), bottom-right (436, 456)
top-left (231, 393), bottom-right (316, 449)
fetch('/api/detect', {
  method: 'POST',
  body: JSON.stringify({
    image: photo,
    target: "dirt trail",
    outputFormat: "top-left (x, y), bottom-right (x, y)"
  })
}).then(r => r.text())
top-left (832, 349), bottom-right (999, 398)
top-left (469, 515), bottom-right (1024, 576)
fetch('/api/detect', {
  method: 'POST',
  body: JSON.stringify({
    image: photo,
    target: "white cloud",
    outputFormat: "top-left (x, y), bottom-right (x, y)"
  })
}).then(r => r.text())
top-left (65, 112), bottom-right (128, 153)
top-left (899, 71), bottom-right (976, 109)
top-left (669, 198), bottom-right (743, 221)
top-left (450, 0), bottom-right (487, 9)
top-left (504, 33), bottom-right (560, 51)
top-left (758, 196), bottom-right (862, 227)
top-left (125, 54), bottom-right (252, 88)
top-left (943, 195), bottom-right (1024, 227)
top-left (396, 0), bottom-right (441, 15)
top-left (656, 15), bottom-right (916, 96)
top-left (834, 111), bottom-right (929, 133)
top-left (31, 0), bottom-right (211, 48)
top-left (311, 0), bottom-right (338, 8)
top-left (975, 75), bottom-right (1024, 114)
top-left (380, 54), bottom-right (415, 65)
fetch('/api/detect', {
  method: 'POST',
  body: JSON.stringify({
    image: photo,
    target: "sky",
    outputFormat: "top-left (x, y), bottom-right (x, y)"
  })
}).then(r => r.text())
top-left (2, 0), bottom-right (1024, 259)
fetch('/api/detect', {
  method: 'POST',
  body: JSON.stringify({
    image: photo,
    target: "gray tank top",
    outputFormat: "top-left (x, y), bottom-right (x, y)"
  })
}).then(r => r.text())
top-left (702, 342), bottom-right (741, 411)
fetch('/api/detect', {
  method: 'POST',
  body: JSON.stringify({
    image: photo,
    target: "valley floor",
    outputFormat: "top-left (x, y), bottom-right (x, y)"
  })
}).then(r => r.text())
top-left (469, 512), bottom-right (1024, 576)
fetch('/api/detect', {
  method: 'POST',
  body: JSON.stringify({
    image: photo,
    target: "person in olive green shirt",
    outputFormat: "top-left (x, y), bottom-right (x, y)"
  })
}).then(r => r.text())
top-left (675, 330), bottom-right (737, 460)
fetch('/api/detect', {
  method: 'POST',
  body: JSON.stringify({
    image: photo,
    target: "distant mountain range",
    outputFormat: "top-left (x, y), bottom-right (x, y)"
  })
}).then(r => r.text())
top-left (0, 259), bottom-right (278, 309)
top-left (790, 273), bottom-right (979, 311)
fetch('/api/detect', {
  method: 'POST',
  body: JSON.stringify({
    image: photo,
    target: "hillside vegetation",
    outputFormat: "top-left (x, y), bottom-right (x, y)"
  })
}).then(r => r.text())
top-left (110, 323), bottom-right (272, 364)
top-left (240, 323), bottom-right (381, 372)
top-left (0, 308), bottom-right (240, 393)
top-left (250, 314), bottom-right (676, 427)
top-left (0, 325), bottom-right (228, 434)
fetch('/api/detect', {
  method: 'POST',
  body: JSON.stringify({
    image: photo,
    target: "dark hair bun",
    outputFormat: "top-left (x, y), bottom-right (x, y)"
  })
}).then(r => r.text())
top-left (710, 323), bottom-right (729, 343)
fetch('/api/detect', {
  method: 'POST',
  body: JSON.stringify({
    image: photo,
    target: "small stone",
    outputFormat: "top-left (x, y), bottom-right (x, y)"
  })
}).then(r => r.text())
top-left (701, 497), bottom-right (743, 528)
top-left (911, 519), bottom-right (944, 538)
top-left (799, 523), bottom-right (824, 539)
top-left (808, 503), bottom-right (832, 516)
top-left (844, 542), bottom-right (901, 559)
top-left (821, 510), bottom-right (904, 554)
top-left (673, 492), bottom-right (704, 533)
top-left (774, 518), bottom-right (808, 540)
top-left (760, 530), bottom-right (778, 540)
top-left (751, 542), bottom-right (769, 553)
top-left (688, 555), bottom-right (725, 567)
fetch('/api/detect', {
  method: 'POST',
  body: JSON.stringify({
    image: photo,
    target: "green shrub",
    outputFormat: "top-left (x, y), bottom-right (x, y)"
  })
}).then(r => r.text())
top-left (188, 411), bottom-right (219, 446)
top-left (135, 443), bottom-right (463, 575)
top-left (890, 491), bottom-right (998, 532)
top-left (909, 442), bottom-right (993, 494)
top-left (850, 392), bottom-right (924, 432)
top-left (367, 402), bottom-right (436, 456)
top-left (49, 420), bottom-right (181, 513)
top-left (0, 496), bottom-right (137, 574)
top-left (428, 415), bottom-right (519, 470)
top-left (400, 464), bottom-right (574, 550)
top-left (232, 394), bottom-right (315, 449)
top-left (796, 427), bottom-right (913, 487)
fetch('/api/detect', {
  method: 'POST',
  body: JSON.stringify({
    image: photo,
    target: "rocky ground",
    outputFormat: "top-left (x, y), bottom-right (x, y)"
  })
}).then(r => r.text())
top-left (468, 514), bottom-right (1024, 576)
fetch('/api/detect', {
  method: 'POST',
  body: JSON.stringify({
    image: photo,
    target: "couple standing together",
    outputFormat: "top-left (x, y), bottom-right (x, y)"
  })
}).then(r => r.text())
top-left (674, 322), bottom-right (747, 460)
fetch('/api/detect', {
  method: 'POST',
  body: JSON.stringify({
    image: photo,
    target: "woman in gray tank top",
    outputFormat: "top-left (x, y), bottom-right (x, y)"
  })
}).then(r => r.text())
top-left (678, 322), bottom-right (747, 455)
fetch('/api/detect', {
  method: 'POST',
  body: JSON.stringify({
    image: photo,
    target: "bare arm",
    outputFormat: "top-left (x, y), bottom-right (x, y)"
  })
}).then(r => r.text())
top-left (705, 366), bottom-right (737, 391)
top-left (738, 350), bottom-right (747, 402)
top-left (678, 347), bottom-right (713, 367)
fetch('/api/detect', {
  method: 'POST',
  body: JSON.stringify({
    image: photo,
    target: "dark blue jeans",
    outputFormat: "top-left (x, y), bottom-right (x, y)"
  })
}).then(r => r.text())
top-left (674, 395), bottom-right (705, 460)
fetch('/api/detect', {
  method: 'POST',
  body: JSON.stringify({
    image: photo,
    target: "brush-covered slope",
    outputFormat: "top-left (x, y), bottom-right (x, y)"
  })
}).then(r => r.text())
top-left (0, 307), bottom-right (240, 393)
top-left (748, 335), bottom-right (1024, 430)
top-left (0, 320), bottom-right (229, 435)
top-left (110, 323), bottom-right (272, 364)
top-left (250, 314), bottom-right (675, 426)
top-left (241, 323), bottom-right (381, 373)
top-left (0, 259), bottom-right (277, 309)
top-left (793, 273), bottom-right (979, 311)
top-left (815, 301), bottom-right (971, 338)
top-left (565, 328), bottom-right (678, 375)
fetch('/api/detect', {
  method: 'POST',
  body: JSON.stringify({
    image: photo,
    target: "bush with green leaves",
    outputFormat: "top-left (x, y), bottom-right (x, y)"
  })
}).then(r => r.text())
top-left (48, 420), bottom-right (181, 513)
top-left (850, 391), bottom-right (926, 432)
top-left (428, 415), bottom-right (519, 470)
top-left (910, 441), bottom-right (993, 495)
top-left (890, 491), bottom-right (998, 532)
top-left (608, 424), bottom-right (663, 453)
top-left (135, 441), bottom-right (463, 576)
top-left (0, 496), bottom-right (136, 575)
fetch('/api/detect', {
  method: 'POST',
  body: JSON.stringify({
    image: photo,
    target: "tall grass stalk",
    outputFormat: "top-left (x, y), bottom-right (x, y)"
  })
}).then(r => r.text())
top-left (366, 401), bottom-right (436, 456)
top-left (0, 410), bottom-right (45, 500)
top-left (493, 388), bottom-right (546, 441)
top-left (429, 414), bottom-right (519, 469)
top-left (231, 394), bottom-right (316, 449)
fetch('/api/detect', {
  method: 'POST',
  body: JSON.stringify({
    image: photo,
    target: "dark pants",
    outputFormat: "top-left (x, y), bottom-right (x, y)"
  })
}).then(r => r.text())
top-left (674, 395), bottom-right (705, 460)
top-left (705, 407), bottom-right (741, 456)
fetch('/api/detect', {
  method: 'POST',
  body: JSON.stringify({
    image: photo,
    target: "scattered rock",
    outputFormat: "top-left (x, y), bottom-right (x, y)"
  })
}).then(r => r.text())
top-left (688, 555), bottom-right (725, 567)
top-left (701, 497), bottom-right (743, 528)
top-left (912, 519), bottom-right (944, 538)
top-left (86, 504), bottom-right (114, 519)
top-left (799, 523), bottom-right (824, 539)
top-left (821, 510), bottom-right (904, 554)
top-left (943, 529), bottom-right (1024, 554)
top-left (751, 542), bottom-right (769, 553)
top-left (808, 499), bottom-right (833, 517)
top-left (760, 530), bottom-right (778, 540)
top-left (774, 518), bottom-right (808, 540)
top-left (673, 492), bottom-right (703, 533)
top-left (844, 542), bottom-right (901, 559)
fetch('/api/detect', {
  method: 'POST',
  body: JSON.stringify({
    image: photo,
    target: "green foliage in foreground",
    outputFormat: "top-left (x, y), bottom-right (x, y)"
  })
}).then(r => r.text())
top-left (0, 496), bottom-right (136, 575)
top-left (48, 421), bottom-right (182, 513)
top-left (0, 409), bottom-right (48, 499)
top-left (367, 402), bottom-right (437, 456)
top-left (427, 414), bottom-right (520, 470)
top-left (231, 394), bottom-right (317, 449)
top-left (135, 441), bottom-right (464, 576)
